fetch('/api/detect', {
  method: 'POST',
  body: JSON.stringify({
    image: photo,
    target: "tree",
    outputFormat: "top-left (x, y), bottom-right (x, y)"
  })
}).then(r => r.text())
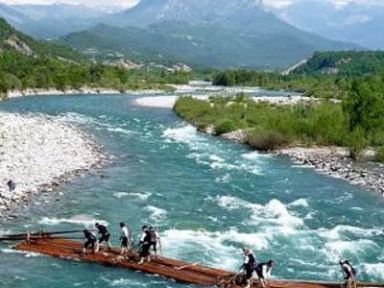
top-left (343, 78), bottom-right (384, 134)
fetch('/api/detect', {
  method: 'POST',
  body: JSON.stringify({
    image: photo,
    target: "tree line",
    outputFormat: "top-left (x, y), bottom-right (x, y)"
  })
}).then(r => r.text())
top-left (0, 51), bottom-right (191, 97)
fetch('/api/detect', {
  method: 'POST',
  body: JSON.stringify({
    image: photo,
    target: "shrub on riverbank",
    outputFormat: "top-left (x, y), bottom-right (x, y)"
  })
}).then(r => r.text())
top-left (247, 128), bottom-right (289, 151)
top-left (174, 96), bottom-right (350, 149)
top-left (376, 147), bottom-right (384, 162)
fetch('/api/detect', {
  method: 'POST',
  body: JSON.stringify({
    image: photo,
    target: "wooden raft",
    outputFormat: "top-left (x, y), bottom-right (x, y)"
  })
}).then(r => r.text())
top-left (14, 239), bottom-right (384, 288)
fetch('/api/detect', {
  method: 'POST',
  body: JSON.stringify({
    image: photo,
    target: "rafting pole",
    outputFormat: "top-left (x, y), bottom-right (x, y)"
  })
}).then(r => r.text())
top-left (0, 235), bottom-right (85, 242)
top-left (1, 229), bottom-right (87, 238)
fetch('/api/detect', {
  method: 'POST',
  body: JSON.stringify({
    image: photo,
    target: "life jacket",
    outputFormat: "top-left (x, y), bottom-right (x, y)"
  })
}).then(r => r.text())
top-left (84, 230), bottom-right (96, 241)
top-left (342, 262), bottom-right (357, 278)
top-left (149, 229), bottom-right (157, 243)
top-left (143, 230), bottom-right (151, 244)
top-left (245, 253), bottom-right (257, 270)
top-left (257, 262), bottom-right (272, 276)
top-left (97, 225), bottom-right (108, 235)
top-left (121, 226), bottom-right (129, 238)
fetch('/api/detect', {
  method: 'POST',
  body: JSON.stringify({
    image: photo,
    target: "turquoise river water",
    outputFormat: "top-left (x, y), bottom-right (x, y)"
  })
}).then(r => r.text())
top-left (0, 93), bottom-right (383, 288)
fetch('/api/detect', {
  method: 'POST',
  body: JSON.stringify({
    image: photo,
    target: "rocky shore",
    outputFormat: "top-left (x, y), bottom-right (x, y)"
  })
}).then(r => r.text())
top-left (278, 147), bottom-right (384, 195)
top-left (213, 129), bottom-right (384, 196)
top-left (0, 112), bottom-right (106, 218)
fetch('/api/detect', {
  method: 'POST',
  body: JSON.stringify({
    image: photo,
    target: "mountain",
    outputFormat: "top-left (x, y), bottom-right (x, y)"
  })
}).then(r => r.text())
top-left (0, 3), bottom-right (109, 39)
top-left (62, 0), bottom-right (358, 69)
top-left (0, 17), bottom-right (84, 61)
top-left (272, 0), bottom-right (384, 49)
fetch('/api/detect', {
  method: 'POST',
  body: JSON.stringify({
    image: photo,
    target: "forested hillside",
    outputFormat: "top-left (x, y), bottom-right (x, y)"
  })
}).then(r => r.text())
top-left (293, 51), bottom-right (384, 76)
top-left (0, 18), bottom-right (190, 96)
top-left (61, 0), bottom-right (357, 69)
top-left (212, 51), bottom-right (384, 99)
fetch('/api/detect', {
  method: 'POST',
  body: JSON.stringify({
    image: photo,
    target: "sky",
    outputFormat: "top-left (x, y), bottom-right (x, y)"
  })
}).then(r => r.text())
top-left (0, 0), bottom-right (382, 8)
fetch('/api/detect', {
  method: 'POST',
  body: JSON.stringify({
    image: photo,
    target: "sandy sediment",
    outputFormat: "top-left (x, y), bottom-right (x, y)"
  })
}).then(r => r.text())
top-left (133, 94), bottom-right (333, 109)
top-left (0, 112), bottom-right (106, 218)
top-left (134, 95), bottom-right (210, 108)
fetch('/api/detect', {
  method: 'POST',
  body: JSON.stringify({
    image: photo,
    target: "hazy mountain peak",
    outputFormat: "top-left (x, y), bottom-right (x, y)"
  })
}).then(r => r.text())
top-left (120, 0), bottom-right (265, 27)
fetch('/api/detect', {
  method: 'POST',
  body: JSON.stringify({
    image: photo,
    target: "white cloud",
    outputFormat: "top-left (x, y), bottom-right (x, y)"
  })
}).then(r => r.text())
top-left (0, 0), bottom-right (383, 9)
top-left (0, 0), bottom-right (139, 7)
top-left (263, 0), bottom-right (384, 9)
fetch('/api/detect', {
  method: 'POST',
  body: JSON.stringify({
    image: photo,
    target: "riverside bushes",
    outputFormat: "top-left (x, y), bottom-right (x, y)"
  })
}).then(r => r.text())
top-left (174, 95), bottom-right (350, 151)
top-left (247, 129), bottom-right (289, 151)
top-left (0, 51), bottom-right (191, 96)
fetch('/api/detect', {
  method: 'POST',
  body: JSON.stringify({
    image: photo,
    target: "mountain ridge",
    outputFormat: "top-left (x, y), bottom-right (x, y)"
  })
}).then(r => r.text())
top-left (62, 0), bottom-right (359, 69)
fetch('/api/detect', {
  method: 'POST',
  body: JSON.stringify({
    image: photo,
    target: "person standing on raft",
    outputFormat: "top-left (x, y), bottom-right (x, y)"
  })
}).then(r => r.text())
top-left (95, 222), bottom-right (111, 252)
top-left (255, 260), bottom-right (274, 288)
top-left (340, 260), bottom-right (357, 288)
top-left (119, 222), bottom-right (132, 255)
top-left (138, 225), bottom-right (151, 264)
top-left (239, 247), bottom-right (257, 288)
top-left (148, 226), bottom-right (161, 256)
top-left (82, 229), bottom-right (97, 254)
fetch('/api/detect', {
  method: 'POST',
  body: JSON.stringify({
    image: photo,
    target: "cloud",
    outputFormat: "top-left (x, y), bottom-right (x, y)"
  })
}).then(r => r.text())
top-left (263, 0), bottom-right (384, 9)
top-left (1, 0), bottom-right (383, 9)
top-left (0, 0), bottom-right (139, 7)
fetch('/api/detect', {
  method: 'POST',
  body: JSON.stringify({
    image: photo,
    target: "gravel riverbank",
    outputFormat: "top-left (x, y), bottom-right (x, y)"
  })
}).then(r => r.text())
top-left (0, 112), bottom-right (106, 218)
top-left (278, 147), bottom-right (384, 195)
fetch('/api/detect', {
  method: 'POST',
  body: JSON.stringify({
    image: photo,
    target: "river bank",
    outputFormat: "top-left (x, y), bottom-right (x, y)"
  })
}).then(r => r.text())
top-left (6, 87), bottom-right (165, 99)
top-left (134, 94), bottom-right (316, 108)
top-left (278, 147), bottom-right (384, 196)
top-left (0, 112), bottom-right (106, 219)
top-left (220, 130), bottom-right (384, 196)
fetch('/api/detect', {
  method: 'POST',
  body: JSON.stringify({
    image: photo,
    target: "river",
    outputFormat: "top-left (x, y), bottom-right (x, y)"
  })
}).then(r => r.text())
top-left (0, 92), bottom-right (383, 288)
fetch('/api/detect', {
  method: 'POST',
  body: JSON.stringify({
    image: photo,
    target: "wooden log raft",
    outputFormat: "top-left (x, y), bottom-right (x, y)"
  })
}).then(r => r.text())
top-left (14, 238), bottom-right (384, 288)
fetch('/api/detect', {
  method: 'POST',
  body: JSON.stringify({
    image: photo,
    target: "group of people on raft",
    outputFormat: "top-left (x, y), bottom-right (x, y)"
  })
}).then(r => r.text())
top-left (240, 247), bottom-right (357, 288)
top-left (82, 223), bottom-right (160, 264)
top-left (82, 223), bottom-right (357, 288)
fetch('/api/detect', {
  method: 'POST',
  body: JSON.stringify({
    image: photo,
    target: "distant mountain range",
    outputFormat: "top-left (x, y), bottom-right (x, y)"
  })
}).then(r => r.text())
top-left (271, 0), bottom-right (384, 49)
top-left (0, 0), bottom-right (365, 69)
top-left (62, 0), bottom-right (358, 69)
top-left (0, 3), bottom-right (109, 39)
top-left (0, 17), bottom-right (83, 61)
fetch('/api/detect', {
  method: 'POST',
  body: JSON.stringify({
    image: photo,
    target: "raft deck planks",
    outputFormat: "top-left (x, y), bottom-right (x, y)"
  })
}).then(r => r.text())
top-left (14, 239), bottom-right (384, 288)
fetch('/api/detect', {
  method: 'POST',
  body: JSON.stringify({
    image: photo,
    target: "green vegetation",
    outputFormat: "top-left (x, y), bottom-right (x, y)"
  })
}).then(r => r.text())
top-left (174, 95), bottom-right (348, 150)
top-left (212, 51), bottom-right (384, 100)
top-left (0, 18), bottom-right (191, 97)
top-left (0, 50), bottom-right (191, 96)
top-left (376, 147), bottom-right (384, 162)
top-left (175, 77), bottom-right (384, 157)
top-left (294, 51), bottom-right (384, 76)
top-left (60, 16), bottom-right (355, 69)
top-left (0, 18), bottom-right (84, 62)
top-left (212, 70), bottom-right (351, 99)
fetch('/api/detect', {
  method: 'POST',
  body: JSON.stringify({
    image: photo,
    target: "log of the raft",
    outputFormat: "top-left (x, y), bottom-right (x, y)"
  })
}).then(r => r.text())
top-left (13, 239), bottom-right (384, 288)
